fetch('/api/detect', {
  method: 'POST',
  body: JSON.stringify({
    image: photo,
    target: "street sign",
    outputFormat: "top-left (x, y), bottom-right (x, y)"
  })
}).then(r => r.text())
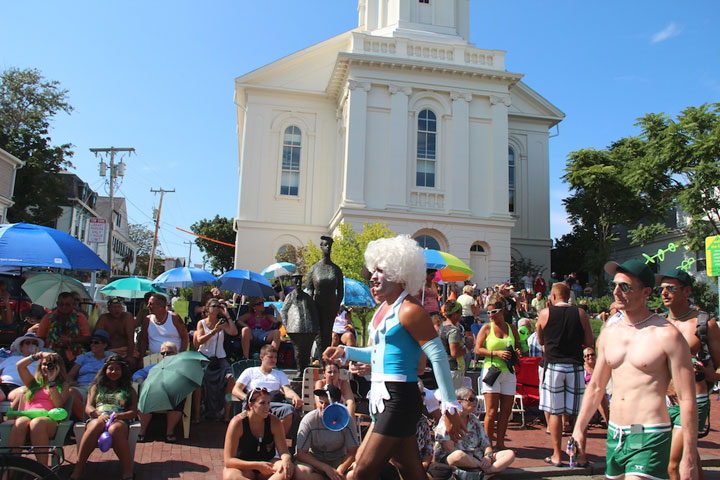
top-left (88, 218), bottom-right (106, 244)
top-left (705, 235), bottom-right (720, 276)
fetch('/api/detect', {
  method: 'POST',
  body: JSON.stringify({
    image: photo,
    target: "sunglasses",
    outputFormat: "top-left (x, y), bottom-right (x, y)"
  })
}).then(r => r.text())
top-left (584, 353), bottom-right (596, 358)
top-left (461, 397), bottom-right (477, 403)
top-left (57, 302), bottom-right (73, 307)
top-left (487, 308), bottom-right (502, 315)
top-left (21, 341), bottom-right (39, 346)
top-left (160, 351), bottom-right (174, 356)
top-left (657, 285), bottom-right (679, 294)
top-left (610, 281), bottom-right (637, 294)
top-left (247, 387), bottom-right (269, 404)
top-left (90, 340), bottom-right (105, 345)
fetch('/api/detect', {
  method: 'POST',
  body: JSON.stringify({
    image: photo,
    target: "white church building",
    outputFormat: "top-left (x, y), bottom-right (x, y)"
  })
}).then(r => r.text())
top-left (233, 0), bottom-right (563, 287)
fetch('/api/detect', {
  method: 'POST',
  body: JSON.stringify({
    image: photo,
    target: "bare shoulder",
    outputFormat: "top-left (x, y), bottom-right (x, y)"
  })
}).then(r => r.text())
top-left (400, 296), bottom-right (427, 317)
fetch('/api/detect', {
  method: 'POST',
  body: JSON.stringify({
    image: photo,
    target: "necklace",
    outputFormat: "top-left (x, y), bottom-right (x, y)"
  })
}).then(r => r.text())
top-left (622, 312), bottom-right (655, 328)
top-left (669, 309), bottom-right (694, 320)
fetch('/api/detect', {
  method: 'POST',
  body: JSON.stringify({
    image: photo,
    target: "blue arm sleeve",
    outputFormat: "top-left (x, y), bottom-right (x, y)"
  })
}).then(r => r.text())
top-left (344, 346), bottom-right (372, 365)
top-left (421, 337), bottom-right (460, 408)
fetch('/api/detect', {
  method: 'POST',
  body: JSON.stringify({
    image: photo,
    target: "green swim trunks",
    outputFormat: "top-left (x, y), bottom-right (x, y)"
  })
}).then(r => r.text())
top-left (668, 394), bottom-right (710, 431)
top-left (606, 422), bottom-right (672, 480)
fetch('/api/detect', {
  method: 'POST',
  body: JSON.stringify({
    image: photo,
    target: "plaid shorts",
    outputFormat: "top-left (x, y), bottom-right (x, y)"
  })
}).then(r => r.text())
top-left (539, 362), bottom-right (585, 415)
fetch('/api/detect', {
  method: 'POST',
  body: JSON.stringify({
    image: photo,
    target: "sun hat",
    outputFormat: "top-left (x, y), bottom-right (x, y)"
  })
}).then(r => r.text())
top-left (10, 332), bottom-right (44, 352)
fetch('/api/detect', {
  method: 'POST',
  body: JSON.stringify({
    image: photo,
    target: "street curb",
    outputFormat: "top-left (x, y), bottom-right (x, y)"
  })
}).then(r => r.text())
top-left (500, 456), bottom-right (720, 479)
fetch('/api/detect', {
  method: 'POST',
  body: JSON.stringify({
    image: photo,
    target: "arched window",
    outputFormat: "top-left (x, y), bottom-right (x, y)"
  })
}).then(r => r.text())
top-left (470, 244), bottom-right (485, 253)
top-left (280, 126), bottom-right (301, 196)
top-left (415, 235), bottom-right (440, 251)
top-left (416, 109), bottom-right (437, 188)
top-left (508, 146), bottom-right (515, 213)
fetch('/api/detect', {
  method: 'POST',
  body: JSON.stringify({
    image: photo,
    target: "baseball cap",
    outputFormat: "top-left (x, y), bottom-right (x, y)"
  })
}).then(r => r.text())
top-left (655, 268), bottom-right (694, 287)
top-left (107, 297), bottom-right (123, 306)
top-left (314, 384), bottom-right (342, 403)
top-left (604, 259), bottom-right (655, 288)
top-left (91, 330), bottom-right (111, 346)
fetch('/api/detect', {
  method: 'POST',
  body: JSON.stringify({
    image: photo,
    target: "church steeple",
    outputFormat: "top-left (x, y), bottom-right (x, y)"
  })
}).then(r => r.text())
top-left (358, 0), bottom-right (470, 44)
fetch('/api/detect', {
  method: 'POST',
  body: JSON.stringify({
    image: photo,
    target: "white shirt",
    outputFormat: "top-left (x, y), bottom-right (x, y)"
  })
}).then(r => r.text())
top-left (0, 355), bottom-right (38, 385)
top-left (237, 366), bottom-right (290, 392)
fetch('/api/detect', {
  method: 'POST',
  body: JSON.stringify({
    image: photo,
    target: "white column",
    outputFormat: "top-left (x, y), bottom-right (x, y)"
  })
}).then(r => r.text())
top-left (449, 91), bottom-right (472, 215)
top-left (343, 80), bottom-right (371, 208)
top-left (490, 94), bottom-right (511, 217)
top-left (386, 85), bottom-right (412, 210)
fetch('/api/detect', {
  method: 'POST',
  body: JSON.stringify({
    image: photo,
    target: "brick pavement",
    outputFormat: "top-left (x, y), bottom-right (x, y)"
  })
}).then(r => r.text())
top-left (52, 394), bottom-right (720, 479)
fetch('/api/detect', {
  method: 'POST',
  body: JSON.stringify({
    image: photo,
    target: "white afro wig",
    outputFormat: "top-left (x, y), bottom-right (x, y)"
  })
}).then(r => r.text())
top-left (364, 235), bottom-right (426, 295)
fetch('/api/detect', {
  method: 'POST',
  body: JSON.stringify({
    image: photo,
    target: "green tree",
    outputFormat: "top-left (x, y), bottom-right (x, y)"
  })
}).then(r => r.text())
top-left (630, 103), bottom-right (720, 252)
top-left (300, 222), bottom-right (395, 281)
top-left (191, 215), bottom-right (235, 274)
top-left (129, 223), bottom-right (164, 276)
top-left (1, 68), bottom-right (74, 225)
top-left (562, 139), bottom-right (666, 295)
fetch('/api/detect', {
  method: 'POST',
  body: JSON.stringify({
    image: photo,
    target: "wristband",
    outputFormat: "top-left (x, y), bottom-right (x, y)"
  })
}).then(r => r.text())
top-left (31, 353), bottom-right (41, 362)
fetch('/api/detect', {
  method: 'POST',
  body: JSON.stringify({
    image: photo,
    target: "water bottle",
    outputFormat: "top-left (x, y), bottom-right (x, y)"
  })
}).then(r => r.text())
top-left (567, 437), bottom-right (576, 468)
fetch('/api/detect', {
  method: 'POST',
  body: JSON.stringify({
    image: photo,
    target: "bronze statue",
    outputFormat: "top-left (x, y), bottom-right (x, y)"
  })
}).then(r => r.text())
top-left (281, 275), bottom-right (319, 378)
top-left (306, 236), bottom-right (344, 354)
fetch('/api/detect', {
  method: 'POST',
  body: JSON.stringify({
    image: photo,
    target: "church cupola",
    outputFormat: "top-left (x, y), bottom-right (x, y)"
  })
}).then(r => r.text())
top-left (358, 0), bottom-right (470, 44)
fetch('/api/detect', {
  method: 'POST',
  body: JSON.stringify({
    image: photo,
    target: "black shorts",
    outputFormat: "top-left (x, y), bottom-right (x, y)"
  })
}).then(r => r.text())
top-left (373, 382), bottom-right (422, 437)
top-left (0, 383), bottom-right (21, 396)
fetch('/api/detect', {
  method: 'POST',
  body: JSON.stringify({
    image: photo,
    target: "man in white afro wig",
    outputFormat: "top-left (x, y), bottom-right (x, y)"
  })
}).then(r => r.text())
top-left (323, 235), bottom-right (466, 479)
top-left (364, 235), bottom-right (426, 295)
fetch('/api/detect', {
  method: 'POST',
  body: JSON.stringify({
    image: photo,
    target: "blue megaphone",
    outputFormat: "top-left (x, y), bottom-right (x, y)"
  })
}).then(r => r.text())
top-left (322, 402), bottom-right (350, 431)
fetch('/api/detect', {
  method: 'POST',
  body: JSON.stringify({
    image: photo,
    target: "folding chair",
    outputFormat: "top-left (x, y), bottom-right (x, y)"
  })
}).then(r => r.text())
top-left (225, 359), bottom-right (262, 416)
top-left (301, 367), bottom-right (353, 414)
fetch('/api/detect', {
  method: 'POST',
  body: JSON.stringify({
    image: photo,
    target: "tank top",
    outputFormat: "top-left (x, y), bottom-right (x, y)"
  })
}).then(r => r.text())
top-left (198, 319), bottom-right (226, 358)
top-left (422, 286), bottom-right (440, 313)
top-left (237, 415), bottom-right (275, 461)
top-left (25, 387), bottom-right (56, 410)
top-left (248, 314), bottom-right (273, 331)
top-left (147, 314), bottom-right (182, 354)
top-left (543, 305), bottom-right (584, 365)
top-left (482, 322), bottom-right (516, 373)
top-left (95, 387), bottom-right (130, 414)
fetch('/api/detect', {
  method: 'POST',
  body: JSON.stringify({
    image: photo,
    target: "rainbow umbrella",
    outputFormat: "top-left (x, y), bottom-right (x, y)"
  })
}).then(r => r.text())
top-left (423, 250), bottom-right (473, 282)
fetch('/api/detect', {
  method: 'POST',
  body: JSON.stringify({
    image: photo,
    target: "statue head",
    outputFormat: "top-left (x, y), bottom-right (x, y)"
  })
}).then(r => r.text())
top-left (292, 274), bottom-right (303, 289)
top-left (320, 236), bottom-right (334, 257)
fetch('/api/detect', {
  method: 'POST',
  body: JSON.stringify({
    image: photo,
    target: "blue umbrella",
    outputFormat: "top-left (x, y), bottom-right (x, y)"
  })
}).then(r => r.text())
top-left (342, 277), bottom-right (376, 307)
top-left (152, 266), bottom-right (218, 288)
top-left (217, 269), bottom-right (276, 298)
top-left (0, 223), bottom-right (110, 270)
top-left (423, 249), bottom-right (447, 270)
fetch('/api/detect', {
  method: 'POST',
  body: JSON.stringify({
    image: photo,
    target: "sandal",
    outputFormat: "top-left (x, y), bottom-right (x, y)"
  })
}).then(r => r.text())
top-left (137, 433), bottom-right (145, 443)
top-left (544, 457), bottom-right (564, 467)
top-left (165, 433), bottom-right (177, 443)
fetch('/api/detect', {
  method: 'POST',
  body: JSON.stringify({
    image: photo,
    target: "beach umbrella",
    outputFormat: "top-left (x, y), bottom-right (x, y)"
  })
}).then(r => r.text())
top-left (423, 249), bottom-right (448, 271)
top-left (138, 351), bottom-right (209, 412)
top-left (342, 277), bottom-right (376, 307)
top-left (0, 223), bottom-right (110, 271)
top-left (217, 269), bottom-right (276, 298)
top-left (260, 262), bottom-right (297, 279)
top-left (423, 250), bottom-right (473, 282)
top-left (152, 266), bottom-right (218, 288)
top-left (100, 277), bottom-right (166, 299)
top-left (22, 273), bottom-right (91, 309)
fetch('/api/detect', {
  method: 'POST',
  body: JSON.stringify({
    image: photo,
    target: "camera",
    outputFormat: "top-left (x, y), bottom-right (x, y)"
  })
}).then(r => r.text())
top-left (45, 361), bottom-right (57, 370)
top-left (218, 317), bottom-right (228, 325)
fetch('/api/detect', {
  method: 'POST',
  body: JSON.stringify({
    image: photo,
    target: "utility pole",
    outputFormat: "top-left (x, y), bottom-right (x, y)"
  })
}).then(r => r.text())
top-left (148, 188), bottom-right (175, 277)
top-left (92, 147), bottom-right (135, 273)
top-left (183, 240), bottom-right (194, 267)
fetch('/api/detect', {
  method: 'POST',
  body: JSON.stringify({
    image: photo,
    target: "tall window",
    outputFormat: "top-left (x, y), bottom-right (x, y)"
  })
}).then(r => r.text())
top-left (419, 0), bottom-right (429, 3)
top-left (415, 235), bottom-right (440, 250)
top-left (416, 109), bottom-right (437, 187)
top-left (508, 146), bottom-right (515, 212)
top-left (281, 126), bottom-right (301, 196)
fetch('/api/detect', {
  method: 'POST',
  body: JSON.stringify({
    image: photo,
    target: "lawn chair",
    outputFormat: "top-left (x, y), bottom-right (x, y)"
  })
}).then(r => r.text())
top-left (0, 394), bottom-right (74, 467)
top-left (300, 367), bottom-right (351, 414)
top-left (141, 353), bottom-right (193, 439)
top-left (515, 356), bottom-right (541, 408)
top-left (225, 359), bottom-right (262, 416)
top-left (72, 419), bottom-right (141, 464)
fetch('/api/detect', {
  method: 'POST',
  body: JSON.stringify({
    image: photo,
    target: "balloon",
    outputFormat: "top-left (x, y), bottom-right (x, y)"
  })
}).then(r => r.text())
top-left (98, 412), bottom-right (116, 452)
top-left (6, 407), bottom-right (68, 421)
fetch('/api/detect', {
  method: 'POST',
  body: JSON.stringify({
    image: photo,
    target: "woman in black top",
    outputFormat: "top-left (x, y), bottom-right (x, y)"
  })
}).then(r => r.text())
top-left (222, 388), bottom-right (294, 479)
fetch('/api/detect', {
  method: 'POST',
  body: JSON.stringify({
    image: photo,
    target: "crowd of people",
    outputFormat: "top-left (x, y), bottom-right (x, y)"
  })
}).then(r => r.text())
top-left (0, 237), bottom-right (718, 480)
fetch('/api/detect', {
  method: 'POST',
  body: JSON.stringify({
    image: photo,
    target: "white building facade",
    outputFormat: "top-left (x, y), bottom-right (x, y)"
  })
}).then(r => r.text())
top-left (0, 148), bottom-right (24, 224)
top-left (234, 0), bottom-right (563, 287)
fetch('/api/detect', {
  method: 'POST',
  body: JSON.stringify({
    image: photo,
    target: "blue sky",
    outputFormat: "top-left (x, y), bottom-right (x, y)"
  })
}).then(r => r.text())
top-left (2, 1), bottom-right (718, 263)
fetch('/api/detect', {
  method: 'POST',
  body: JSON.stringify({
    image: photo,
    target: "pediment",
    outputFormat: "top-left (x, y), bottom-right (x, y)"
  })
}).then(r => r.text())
top-left (236, 32), bottom-right (353, 93)
top-left (509, 82), bottom-right (564, 124)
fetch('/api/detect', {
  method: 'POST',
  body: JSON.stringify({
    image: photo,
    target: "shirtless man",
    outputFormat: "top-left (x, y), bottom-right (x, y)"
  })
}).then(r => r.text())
top-left (572, 259), bottom-right (698, 480)
top-left (656, 268), bottom-right (720, 480)
top-left (94, 297), bottom-right (137, 368)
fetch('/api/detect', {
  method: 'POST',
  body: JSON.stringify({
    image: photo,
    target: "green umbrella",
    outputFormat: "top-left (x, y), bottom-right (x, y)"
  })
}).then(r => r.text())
top-left (100, 277), bottom-right (166, 299)
top-left (22, 273), bottom-right (91, 309)
top-left (138, 351), bottom-right (209, 413)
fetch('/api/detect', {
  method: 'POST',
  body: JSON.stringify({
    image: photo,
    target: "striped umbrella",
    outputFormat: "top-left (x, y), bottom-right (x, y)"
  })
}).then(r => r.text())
top-left (261, 262), bottom-right (297, 279)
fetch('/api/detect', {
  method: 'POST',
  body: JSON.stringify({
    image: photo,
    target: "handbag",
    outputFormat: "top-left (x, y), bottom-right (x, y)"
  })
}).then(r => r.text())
top-left (483, 365), bottom-right (502, 386)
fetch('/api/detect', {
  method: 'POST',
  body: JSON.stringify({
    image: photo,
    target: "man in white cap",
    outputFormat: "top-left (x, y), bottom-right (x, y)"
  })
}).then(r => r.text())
top-left (0, 332), bottom-right (43, 405)
top-left (572, 259), bottom-right (698, 480)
